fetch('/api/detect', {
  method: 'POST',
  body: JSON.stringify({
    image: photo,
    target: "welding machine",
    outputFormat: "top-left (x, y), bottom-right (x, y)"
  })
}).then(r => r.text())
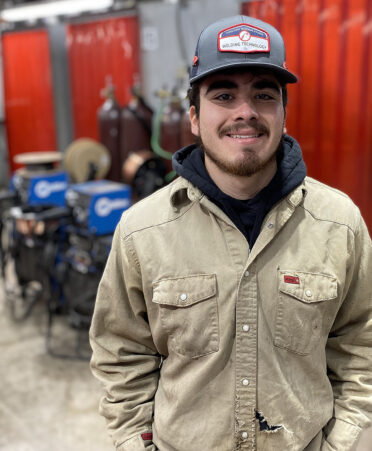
top-left (11, 152), bottom-right (68, 207)
top-left (5, 203), bottom-right (71, 321)
top-left (61, 229), bottom-right (113, 329)
top-left (65, 180), bottom-right (131, 235)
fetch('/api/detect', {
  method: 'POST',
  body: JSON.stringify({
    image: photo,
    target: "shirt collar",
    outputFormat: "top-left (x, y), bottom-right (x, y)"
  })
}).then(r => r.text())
top-left (170, 176), bottom-right (307, 209)
top-left (169, 178), bottom-right (203, 208)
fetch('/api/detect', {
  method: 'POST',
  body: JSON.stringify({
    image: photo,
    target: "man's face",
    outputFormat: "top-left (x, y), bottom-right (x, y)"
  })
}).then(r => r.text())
top-left (189, 70), bottom-right (286, 177)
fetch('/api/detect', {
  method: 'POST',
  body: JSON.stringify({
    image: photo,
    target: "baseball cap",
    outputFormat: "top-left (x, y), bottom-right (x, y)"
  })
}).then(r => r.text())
top-left (190, 15), bottom-right (297, 85)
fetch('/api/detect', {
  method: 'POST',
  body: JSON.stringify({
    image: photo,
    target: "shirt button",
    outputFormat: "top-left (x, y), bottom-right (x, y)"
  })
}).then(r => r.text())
top-left (180, 293), bottom-right (187, 301)
top-left (242, 324), bottom-right (250, 332)
top-left (305, 289), bottom-right (312, 297)
top-left (267, 223), bottom-right (274, 229)
top-left (244, 270), bottom-right (249, 277)
top-left (241, 431), bottom-right (248, 439)
top-left (242, 378), bottom-right (249, 386)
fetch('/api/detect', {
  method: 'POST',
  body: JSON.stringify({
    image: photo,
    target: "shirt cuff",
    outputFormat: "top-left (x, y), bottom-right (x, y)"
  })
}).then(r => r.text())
top-left (117, 433), bottom-right (156, 451)
top-left (322, 417), bottom-right (362, 451)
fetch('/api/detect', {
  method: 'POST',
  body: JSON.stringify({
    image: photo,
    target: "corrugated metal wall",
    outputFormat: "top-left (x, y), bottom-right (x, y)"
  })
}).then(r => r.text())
top-left (66, 15), bottom-right (140, 141)
top-left (242, 0), bottom-right (372, 232)
top-left (2, 30), bottom-right (57, 171)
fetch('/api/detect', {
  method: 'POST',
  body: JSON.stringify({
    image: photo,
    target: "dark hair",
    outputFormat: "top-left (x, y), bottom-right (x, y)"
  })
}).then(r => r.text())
top-left (187, 72), bottom-right (288, 118)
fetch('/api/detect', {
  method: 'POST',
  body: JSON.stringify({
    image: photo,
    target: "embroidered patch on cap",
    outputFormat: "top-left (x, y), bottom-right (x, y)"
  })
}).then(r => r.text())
top-left (218, 23), bottom-right (270, 54)
top-left (284, 275), bottom-right (300, 285)
top-left (141, 433), bottom-right (153, 441)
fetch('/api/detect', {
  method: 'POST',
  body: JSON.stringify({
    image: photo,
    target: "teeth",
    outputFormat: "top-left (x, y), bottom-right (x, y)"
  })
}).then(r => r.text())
top-left (230, 134), bottom-right (260, 139)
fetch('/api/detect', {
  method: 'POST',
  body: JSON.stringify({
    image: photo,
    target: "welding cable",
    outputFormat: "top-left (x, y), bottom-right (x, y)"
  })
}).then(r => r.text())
top-left (150, 103), bottom-right (176, 182)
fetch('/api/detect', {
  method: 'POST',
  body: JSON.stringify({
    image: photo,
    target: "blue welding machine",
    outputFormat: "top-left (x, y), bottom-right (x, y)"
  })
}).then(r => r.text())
top-left (12, 170), bottom-right (69, 207)
top-left (66, 180), bottom-right (131, 235)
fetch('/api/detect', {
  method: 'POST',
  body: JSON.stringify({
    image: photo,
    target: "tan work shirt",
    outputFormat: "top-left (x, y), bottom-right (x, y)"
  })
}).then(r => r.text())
top-left (90, 176), bottom-right (372, 450)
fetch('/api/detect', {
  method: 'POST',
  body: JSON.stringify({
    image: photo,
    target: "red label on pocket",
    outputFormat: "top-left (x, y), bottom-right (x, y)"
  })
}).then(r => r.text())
top-left (284, 275), bottom-right (300, 284)
top-left (141, 433), bottom-right (153, 441)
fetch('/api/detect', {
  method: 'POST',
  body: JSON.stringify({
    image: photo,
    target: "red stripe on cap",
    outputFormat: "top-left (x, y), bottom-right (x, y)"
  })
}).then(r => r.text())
top-left (141, 433), bottom-right (153, 441)
top-left (284, 275), bottom-right (300, 285)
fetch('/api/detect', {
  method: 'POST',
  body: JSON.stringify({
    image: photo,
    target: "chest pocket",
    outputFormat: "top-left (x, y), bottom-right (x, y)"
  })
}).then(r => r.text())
top-left (274, 270), bottom-right (338, 356)
top-left (152, 274), bottom-right (219, 359)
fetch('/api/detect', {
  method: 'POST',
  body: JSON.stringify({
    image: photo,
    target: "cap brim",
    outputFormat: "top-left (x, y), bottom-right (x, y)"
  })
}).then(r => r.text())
top-left (190, 61), bottom-right (298, 85)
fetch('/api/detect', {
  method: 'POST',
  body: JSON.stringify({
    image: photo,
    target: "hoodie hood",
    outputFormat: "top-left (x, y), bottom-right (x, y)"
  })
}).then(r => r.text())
top-left (172, 134), bottom-right (306, 247)
top-left (172, 134), bottom-right (306, 203)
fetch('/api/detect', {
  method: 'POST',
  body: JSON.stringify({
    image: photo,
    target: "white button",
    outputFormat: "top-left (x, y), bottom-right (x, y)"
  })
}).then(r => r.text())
top-left (241, 431), bottom-right (248, 439)
top-left (305, 289), bottom-right (312, 297)
top-left (267, 223), bottom-right (274, 229)
top-left (242, 324), bottom-right (250, 332)
top-left (242, 378), bottom-right (249, 386)
top-left (244, 271), bottom-right (249, 277)
top-left (180, 293), bottom-right (187, 301)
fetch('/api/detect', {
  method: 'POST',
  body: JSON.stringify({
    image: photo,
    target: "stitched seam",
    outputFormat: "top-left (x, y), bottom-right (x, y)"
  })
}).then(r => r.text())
top-left (117, 430), bottom-right (153, 448)
top-left (153, 292), bottom-right (214, 306)
top-left (274, 337), bottom-right (310, 356)
top-left (123, 199), bottom-right (201, 240)
top-left (279, 290), bottom-right (337, 303)
top-left (124, 234), bottom-right (141, 272)
top-left (299, 204), bottom-right (357, 235)
top-left (305, 177), bottom-right (351, 199)
top-left (279, 269), bottom-right (337, 279)
top-left (153, 275), bottom-right (216, 305)
top-left (153, 273), bottom-right (215, 284)
top-left (332, 417), bottom-right (362, 431)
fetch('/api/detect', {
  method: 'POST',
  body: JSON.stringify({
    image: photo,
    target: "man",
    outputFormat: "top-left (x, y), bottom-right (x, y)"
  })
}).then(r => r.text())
top-left (90, 15), bottom-right (372, 451)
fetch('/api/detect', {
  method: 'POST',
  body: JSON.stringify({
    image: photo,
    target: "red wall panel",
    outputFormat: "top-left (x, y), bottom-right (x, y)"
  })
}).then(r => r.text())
top-left (2, 30), bottom-right (57, 172)
top-left (242, 0), bottom-right (372, 232)
top-left (66, 15), bottom-right (140, 141)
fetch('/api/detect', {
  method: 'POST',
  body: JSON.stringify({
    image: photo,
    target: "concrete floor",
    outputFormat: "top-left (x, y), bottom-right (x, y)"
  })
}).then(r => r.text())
top-left (0, 278), bottom-right (114, 451)
top-left (1, 277), bottom-right (372, 451)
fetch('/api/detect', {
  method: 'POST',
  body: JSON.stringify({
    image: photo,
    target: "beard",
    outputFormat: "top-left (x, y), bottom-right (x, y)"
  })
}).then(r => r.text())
top-left (197, 121), bottom-right (284, 177)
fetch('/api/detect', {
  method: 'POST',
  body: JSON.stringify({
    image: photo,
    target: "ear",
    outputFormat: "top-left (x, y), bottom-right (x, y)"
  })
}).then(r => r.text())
top-left (189, 106), bottom-right (200, 137)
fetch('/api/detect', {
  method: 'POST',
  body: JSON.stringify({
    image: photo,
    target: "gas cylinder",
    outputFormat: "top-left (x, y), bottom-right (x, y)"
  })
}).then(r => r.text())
top-left (97, 78), bottom-right (121, 182)
top-left (160, 91), bottom-right (184, 153)
top-left (120, 86), bottom-right (153, 164)
top-left (180, 109), bottom-right (196, 148)
top-left (160, 91), bottom-right (184, 171)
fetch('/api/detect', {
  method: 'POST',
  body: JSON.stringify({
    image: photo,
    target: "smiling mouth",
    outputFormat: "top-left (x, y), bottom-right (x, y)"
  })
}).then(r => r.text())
top-left (220, 123), bottom-right (268, 139)
top-left (228, 133), bottom-right (263, 139)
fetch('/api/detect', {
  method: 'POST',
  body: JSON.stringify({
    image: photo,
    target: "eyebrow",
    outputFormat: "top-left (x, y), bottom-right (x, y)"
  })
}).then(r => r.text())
top-left (252, 80), bottom-right (281, 94)
top-left (205, 80), bottom-right (238, 94)
top-left (205, 78), bottom-right (282, 95)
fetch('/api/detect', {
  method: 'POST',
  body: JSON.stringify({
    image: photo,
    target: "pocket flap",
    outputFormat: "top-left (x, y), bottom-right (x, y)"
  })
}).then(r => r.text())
top-left (278, 270), bottom-right (337, 303)
top-left (152, 274), bottom-right (217, 307)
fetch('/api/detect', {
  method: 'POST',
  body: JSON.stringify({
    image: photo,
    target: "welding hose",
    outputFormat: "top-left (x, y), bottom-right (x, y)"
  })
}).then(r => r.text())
top-left (151, 104), bottom-right (176, 183)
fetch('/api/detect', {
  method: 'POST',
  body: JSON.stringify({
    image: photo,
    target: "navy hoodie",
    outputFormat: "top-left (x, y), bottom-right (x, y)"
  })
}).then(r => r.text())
top-left (172, 134), bottom-right (306, 248)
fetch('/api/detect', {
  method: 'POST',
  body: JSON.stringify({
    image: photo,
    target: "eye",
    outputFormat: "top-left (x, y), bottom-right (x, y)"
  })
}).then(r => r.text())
top-left (256, 92), bottom-right (275, 100)
top-left (214, 93), bottom-right (233, 101)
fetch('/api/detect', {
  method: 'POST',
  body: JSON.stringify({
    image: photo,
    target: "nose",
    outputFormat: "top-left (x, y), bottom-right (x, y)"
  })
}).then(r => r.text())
top-left (233, 98), bottom-right (259, 122)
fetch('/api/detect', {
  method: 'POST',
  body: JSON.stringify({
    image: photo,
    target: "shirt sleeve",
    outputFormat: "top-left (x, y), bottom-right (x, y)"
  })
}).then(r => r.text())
top-left (89, 220), bottom-right (161, 450)
top-left (323, 213), bottom-right (372, 450)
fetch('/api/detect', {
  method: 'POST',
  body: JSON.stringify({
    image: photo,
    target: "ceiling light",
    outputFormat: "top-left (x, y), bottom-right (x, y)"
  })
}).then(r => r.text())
top-left (0, 0), bottom-right (114, 22)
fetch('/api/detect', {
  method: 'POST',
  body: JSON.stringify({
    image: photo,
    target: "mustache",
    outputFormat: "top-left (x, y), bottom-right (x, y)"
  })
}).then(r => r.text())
top-left (218, 122), bottom-right (269, 138)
